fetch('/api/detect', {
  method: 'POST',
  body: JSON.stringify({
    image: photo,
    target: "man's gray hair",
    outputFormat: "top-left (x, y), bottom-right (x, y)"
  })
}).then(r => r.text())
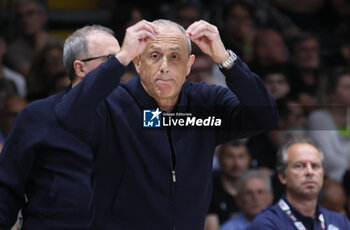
top-left (276, 137), bottom-right (324, 175)
top-left (63, 25), bottom-right (114, 81)
top-left (152, 19), bottom-right (192, 56)
top-left (236, 170), bottom-right (272, 194)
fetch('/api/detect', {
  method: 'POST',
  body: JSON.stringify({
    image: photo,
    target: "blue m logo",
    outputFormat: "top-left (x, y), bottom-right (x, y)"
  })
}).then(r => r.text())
top-left (143, 108), bottom-right (162, 127)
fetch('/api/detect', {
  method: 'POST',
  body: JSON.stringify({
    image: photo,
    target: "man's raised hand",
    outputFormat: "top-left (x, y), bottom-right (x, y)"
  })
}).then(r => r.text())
top-left (116, 20), bottom-right (159, 66)
top-left (186, 20), bottom-right (229, 65)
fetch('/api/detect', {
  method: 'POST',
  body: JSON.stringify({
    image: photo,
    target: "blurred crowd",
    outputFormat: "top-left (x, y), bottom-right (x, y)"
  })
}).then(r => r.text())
top-left (0, 0), bottom-right (349, 229)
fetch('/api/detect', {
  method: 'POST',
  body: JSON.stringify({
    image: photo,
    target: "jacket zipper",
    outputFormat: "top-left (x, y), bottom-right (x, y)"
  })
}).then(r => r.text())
top-left (167, 127), bottom-right (177, 183)
top-left (166, 126), bottom-right (176, 230)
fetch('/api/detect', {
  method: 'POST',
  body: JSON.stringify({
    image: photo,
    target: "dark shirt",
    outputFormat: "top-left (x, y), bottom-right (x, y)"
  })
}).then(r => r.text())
top-left (247, 132), bottom-right (277, 170)
top-left (208, 175), bottom-right (239, 224)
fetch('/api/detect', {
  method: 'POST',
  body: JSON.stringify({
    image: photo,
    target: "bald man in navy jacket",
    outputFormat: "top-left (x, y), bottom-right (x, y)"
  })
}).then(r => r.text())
top-left (55, 20), bottom-right (278, 230)
top-left (0, 25), bottom-right (120, 229)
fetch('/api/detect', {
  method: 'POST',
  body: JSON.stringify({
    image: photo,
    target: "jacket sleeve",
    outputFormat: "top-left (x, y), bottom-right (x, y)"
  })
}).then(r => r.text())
top-left (0, 108), bottom-right (39, 228)
top-left (215, 58), bottom-right (278, 144)
top-left (54, 57), bottom-right (126, 143)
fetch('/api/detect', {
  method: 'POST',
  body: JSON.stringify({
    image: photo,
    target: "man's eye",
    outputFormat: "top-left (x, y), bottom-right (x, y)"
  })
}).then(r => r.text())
top-left (172, 54), bottom-right (178, 59)
top-left (312, 163), bottom-right (321, 169)
top-left (151, 53), bottom-right (159, 59)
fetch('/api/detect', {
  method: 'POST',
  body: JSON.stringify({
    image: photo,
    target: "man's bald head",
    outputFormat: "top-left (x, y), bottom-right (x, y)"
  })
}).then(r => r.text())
top-left (152, 19), bottom-right (192, 56)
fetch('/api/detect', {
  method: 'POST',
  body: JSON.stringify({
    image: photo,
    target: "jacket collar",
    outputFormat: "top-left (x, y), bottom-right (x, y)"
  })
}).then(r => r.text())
top-left (282, 195), bottom-right (321, 222)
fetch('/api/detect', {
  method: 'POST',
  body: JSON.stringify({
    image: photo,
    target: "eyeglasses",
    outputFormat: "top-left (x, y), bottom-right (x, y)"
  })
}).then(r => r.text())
top-left (80, 54), bottom-right (115, 62)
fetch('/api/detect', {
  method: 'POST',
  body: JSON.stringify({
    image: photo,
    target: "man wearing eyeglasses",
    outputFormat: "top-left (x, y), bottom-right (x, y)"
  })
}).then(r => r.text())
top-left (55, 19), bottom-right (278, 229)
top-left (0, 25), bottom-right (120, 229)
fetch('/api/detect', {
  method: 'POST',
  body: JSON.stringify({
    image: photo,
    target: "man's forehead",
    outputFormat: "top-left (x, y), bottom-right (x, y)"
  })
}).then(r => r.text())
top-left (287, 143), bottom-right (322, 162)
top-left (226, 145), bottom-right (247, 153)
top-left (147, 25), bottom-right (188, 51)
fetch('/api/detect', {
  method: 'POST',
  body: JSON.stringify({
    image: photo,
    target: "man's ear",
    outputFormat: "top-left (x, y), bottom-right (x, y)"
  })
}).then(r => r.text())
top-left (278, 171), bottom-right (287, 185)
top-left (73, 60), bottom-right (85, 80)
top-left (186, 54), bottom-right (195, 76)
top-left (132, 56), bottom-right (141, 74)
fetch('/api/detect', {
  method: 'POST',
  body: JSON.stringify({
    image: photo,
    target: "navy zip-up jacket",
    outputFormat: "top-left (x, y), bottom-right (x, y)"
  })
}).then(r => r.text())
top-left (0, 91), bottom-right (93, 229)
top-left (55, 56), bottom-right (278, 230)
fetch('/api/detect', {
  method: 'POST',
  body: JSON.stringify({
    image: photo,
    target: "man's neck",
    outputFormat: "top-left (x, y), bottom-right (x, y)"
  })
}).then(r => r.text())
top-left (220, 174), bottom-right (238, 196)
top-left (286, 192), bottom-right (318, 218)
top-left (157, 99), bottom-right (177, 113)
top-left (241, 212), bottom-right (255, 223)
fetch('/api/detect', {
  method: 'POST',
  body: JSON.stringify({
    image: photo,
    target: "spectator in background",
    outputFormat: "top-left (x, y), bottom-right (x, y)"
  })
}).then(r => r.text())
top-left (260, 64), bottom-right (291, 100)
top-left (0, 34), bottom-right (26, 97)
top-left (220, 170), bottom-right (273, 230)
top-left (270, 0), bottom-right (335, 33)
top-left (333, 0), bottom-right (350, 53)
top-left (271, 0), bottom-right (348, 69)
top-left (250, 29), bottom-right (289, 74)
top-left (187, 52), bottom-right (214, 84)
top-left (27, 41), bottom-right (66, 101)
top-left (0, 79), bottom-right (17, 112)
top-left (319, 178), bottom-right (347, 215)
top-left (0, 90), bottom-right (24, 152)
top-left (291, 33), bottom-right (320, 71)
top-left (110, 2), bottom-right (143, 43)
top-left (0, 96), bottom-right (27, 144)
top-left (277, 98), bottom-right (307, 144)
top-left (175, 3), bottom-right (200, 29)
top-left (4, 0), bottom-right (61, 77)
top-left (241, 0), bottom-right (301, 37)
top-left (48, 71), bottom-right (70, 95)
top-left (221, 2), bottom-right (256, 62)
top-left (250, 137), bottom-right (350, 230)
top-left (205, 141), bottom-right (251, 230)
top-left (307, 68), bottom-right (350, 182)
top-left (248, 97), bottom-right (306, 171)
top-left (289, 33), bottom-right (321, 97)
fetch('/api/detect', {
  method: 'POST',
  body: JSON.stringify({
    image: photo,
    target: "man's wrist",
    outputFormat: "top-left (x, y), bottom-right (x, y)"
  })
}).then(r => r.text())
top-left (218, 50), bottom-right (237, 70)
top-left (115, 51), bottom-right (131, 67)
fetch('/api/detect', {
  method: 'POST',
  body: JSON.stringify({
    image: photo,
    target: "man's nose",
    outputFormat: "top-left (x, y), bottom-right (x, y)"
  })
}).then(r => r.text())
top-left (159, 57), bottom-right (170, 74)
top-left (305, 163), bottom-right (314, 175)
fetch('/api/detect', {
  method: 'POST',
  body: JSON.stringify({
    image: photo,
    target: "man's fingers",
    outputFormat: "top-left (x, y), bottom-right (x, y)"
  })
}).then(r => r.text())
top-left (187, 20), bottom-right (216, 37)
top-left (186, 21), bottom-right (205, 37)
top-left (189, 30), bottom-right (216, 41)
top-left (117, 20), bottom-right (159, 66)
top-left (186, 22), bottom-right (198, 34)
top-left (130, 20), bottom-right (159, 37)
top-left (186, 20), bottom-right (204, 34)
top-left (134, 30), bottom-right (157, 42)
